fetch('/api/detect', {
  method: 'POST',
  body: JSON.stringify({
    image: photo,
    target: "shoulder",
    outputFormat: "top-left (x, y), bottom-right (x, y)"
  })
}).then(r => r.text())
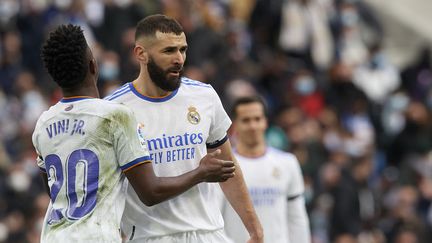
top-left (267, 147), bottom-right (300, 167)
top-left (98, 99), bottom-right (134, 117)
top-left (180, 77), bottom-right (221, 101)
top-left (181, 77), bottom-right (213, 89)
top-left (34, 103), bottom-right (61, 126)
top-left (81, 99), bottom-right (135, 123)
top-left (180, 77), bottom-right (215, 94)
top-left (104, 83), bottom-right (133, 101)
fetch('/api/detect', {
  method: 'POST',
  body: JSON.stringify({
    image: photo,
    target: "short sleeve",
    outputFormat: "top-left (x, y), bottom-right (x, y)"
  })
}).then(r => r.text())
top-left (111, 106), bottom-right (151, 171)
top-left (32, 124), bottom-right (46, 172)
top-left (206, 87), bottom-right (232, 148)
top-left (287, 154), bottom-right (305, 198)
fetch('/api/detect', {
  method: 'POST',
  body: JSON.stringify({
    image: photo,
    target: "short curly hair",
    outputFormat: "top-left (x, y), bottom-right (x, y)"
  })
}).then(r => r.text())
top-left (41, 24), bottom-right (89, 89)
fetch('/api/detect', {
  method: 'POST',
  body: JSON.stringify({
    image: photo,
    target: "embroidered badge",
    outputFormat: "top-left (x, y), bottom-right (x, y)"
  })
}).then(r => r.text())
top-left (272, 167), bottom-right (281, 179)
top-left (65, 104), bottom-right (73, 111)
top-left (187, 106), bottom-right (201, 125)
top-left (136, 123), bottom-right (148, 150)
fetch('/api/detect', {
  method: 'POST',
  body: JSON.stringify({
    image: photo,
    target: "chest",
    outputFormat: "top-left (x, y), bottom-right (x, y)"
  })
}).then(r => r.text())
top-left (131, 97), bottom-right (213, 141)
top-left (242, 161), bottom-right (290, 190)
top-left (239, 158), bottom-right (290, 206)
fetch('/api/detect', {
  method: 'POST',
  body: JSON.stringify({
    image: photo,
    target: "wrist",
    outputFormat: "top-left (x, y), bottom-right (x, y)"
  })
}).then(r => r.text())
top-left (190, 167), bottom-right (205, 184)
top-left (249, 225), bottom-right (264, 240)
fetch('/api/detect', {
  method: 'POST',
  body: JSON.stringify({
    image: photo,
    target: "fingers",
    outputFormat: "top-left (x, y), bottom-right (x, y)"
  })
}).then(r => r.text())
top-left (221, 160), bottom-right (235, 168)
top-left (221, 164), bottom-right (235, 181)
top-left (222, 166), bottom-right (235, 173)
top-left (219, 172), bottom-right (235, 182)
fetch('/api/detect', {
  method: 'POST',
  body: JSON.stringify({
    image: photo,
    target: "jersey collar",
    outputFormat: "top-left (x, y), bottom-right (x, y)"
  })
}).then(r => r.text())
top-left (60, 96), bottom-right (95, 103)
top-left (129, 82), bottom-right (179, 103)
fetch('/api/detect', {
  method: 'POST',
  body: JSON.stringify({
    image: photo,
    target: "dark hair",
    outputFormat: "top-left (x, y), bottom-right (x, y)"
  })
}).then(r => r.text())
top-left (41, 24), bottom-right (89, 89)
top-left (231, 96), bottom-right (267, 119)
top-left (135, 14), bottom-right (183, 40)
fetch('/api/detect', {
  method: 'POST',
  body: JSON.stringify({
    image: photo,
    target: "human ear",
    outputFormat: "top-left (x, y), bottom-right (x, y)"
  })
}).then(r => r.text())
top-left (134, 45), bottom-right (148, 64)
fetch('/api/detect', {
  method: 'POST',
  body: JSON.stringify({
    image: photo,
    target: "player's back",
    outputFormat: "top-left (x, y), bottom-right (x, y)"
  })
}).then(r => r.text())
top-left (32, 97), bottom-right (148, 243)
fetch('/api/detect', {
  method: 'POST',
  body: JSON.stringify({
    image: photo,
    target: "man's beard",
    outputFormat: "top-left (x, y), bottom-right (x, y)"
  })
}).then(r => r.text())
top-left (147, 58), bottom-right (182, 91)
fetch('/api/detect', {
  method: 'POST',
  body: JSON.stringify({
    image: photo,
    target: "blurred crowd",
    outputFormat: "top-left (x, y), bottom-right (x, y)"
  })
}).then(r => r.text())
top-left (0, 0), bottom-right (431, 242)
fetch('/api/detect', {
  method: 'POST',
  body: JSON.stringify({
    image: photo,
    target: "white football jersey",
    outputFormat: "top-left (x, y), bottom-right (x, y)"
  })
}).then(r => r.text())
top-left (32, 97), bottom-right (151, 243)
top-left (220, 147), bottom-right (309, 243)
top-left (105, 77), bottom-right (232, 240)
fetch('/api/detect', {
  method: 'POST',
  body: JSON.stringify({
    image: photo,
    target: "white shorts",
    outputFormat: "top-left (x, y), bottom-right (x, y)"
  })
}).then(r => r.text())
top-left (128, 229), bottom-right (234, 243)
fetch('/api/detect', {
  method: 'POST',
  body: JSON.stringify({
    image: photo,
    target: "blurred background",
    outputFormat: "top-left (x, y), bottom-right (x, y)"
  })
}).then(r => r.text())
top-left (0, 0), bottom-right (432, 242)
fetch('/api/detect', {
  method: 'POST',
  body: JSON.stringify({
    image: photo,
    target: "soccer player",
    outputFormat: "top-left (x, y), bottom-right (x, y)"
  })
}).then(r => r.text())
top-left (105, 14), bottom-right (263, 242)
top-left (220, 96), bottom-right (311, 243)
top-left (34, 24), bottom-right (236, 243)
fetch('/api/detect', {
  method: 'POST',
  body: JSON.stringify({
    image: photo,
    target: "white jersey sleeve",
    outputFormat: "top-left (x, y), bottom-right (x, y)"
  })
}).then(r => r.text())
top-left (206, 86), bottom-right (231, 148)
top-left (287, 154), bottom-right (305, 198)
top-left (111, 107), bottom-right (151, 171)
top-left (287, 196), bottom-right (311, 243)
top-left (32, 121), bottom-right (46, 172)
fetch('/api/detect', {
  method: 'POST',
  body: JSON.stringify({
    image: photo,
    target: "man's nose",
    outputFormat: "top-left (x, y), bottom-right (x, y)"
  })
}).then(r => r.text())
top-left (173, 51), bottom-right (185, 65)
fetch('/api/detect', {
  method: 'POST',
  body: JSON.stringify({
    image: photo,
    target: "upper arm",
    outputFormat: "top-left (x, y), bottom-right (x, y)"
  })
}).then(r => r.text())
top-left (287, 155), bottom-right (305, 197)
top-left (207, 138), bottom-right (235, 161)
top-left (111, 107), bottom-right (151, 171)
top-left (123, 162), bottom-right (157, 204)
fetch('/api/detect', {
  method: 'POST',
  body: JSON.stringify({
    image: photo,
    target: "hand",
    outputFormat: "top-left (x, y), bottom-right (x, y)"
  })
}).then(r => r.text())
top-left (197, 149), bottom-right (235, 182)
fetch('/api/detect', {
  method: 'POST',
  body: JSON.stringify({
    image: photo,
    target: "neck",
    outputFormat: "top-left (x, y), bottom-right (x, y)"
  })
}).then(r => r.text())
top-left (134, 68), bottom-right (171, 97)
top-left (62, 79), bottom-right (99, 98)
top-left (236, 141), bottom-right (267, 158)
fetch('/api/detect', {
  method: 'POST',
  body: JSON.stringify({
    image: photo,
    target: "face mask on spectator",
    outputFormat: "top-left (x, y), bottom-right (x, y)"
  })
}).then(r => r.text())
top-left (294, 76), bottom-right (316, 95)
top-left (100, 61), bottom-right (120, 81)
top-left (341, 9), bottom-right (359, 27)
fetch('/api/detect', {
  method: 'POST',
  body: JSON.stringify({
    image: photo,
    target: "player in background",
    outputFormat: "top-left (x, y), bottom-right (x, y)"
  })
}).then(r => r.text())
top-left (105, 14), bottom-right (263, 243)
top-left (220, 96), bottom-right (311, 243)
top-left (33, 24), bottom-right (236, 243)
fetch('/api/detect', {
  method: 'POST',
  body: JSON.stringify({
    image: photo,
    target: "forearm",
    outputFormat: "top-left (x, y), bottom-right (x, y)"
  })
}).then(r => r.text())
top-left (213, 141), bottom-right (263, 239)
top-left (126, 164), bottom-right (204, 206)
top-left (146, 169), bottom-right (203, 205)
top-left (126, 150), bottom-right (235, 207)
top-left (220, 167), bottom-right (263, 239)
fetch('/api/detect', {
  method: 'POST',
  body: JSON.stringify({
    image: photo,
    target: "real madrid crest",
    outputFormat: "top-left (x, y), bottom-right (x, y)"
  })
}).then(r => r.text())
top-left (272, 167), bottom-right (281, 179)
top-left (187, 106), bottom-right (201, 125)
top-left (136, 122), bottom-right (148, 150)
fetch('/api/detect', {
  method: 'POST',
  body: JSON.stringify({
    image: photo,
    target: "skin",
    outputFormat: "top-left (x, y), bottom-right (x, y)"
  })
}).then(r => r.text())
top-left (41, 43), bottom-right (236, 207)
top-left (234, 102), bottom-right (268, 158)
top-left (133, 31), bottom-right (264, 242)
top-left (133, 32), bottom-right (187, 97)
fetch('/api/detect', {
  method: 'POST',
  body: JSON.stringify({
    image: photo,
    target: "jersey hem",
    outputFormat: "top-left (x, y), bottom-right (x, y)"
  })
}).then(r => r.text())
top-left (121, 156), bottom-right (151, 171)
top-left (206, 135), bottom-right (228, 149)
